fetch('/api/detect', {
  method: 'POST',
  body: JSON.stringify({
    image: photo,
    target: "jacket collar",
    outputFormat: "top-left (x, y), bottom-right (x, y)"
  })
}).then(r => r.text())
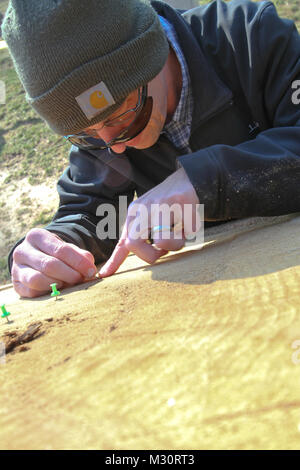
top-left (151, 1), bottom-right (233, 131)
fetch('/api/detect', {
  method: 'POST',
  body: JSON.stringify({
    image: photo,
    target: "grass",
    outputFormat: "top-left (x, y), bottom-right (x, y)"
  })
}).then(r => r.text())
top-left (0, 256), bottom-right (9, 284)
top-left (0, 48), bottom-right (69, 183)
top-left (32, 209), bottom-right (55, 227)
top-left (0, 0), bottom-right (299, 285)
top-left (0, 43), bottom-right (69, 285)
top-left (0, 0), bottom-right (69, 284)
top-left (0, 0), bottom-right (8, 16)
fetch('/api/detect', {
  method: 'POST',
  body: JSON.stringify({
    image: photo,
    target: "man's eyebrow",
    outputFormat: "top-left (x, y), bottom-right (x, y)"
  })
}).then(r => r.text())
top-left (86, 93), bottom-right (136, 131)
top-left (84, 108), bottom-right (122, 132)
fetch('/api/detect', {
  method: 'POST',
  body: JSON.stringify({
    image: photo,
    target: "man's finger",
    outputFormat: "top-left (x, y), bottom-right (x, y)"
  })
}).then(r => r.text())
top-left (99, 242), bottom-right (130, 277)
top-left (99, 218), bottom-right (132, 277)
top-left (12, 264), bottom-right (65, 293)
top-left (99, 239), bottom-right (168, 278)
top-left (13, 280), bottom-right (50, 299)
top-left (151, 225), bottom-right (185, 251)
top-left (26, 228), bottom-right (97, 278)
top-left (13, 245), bottom-right (85, 285)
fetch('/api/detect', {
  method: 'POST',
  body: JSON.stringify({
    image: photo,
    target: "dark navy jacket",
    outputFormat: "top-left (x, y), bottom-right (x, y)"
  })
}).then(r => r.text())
top-left (8, 0), bottom-right (300, 268)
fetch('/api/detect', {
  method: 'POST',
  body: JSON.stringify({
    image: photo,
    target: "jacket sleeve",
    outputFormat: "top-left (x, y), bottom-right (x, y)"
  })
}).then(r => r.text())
top-left (8, 145), bottom-right (136, 271)
top-left (179, 0), bottom-right (300, 221)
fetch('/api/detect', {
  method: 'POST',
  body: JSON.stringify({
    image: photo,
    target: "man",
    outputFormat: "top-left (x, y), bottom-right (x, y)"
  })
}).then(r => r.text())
top-left (2, 0), bottom-right (300, 298)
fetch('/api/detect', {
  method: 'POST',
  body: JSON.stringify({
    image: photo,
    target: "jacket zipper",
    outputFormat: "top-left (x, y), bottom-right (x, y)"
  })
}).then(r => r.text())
top-left (202, 98), bottom-right (234, 125)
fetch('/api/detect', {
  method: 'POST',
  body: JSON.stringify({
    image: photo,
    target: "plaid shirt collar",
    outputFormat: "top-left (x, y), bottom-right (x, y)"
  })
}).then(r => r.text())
top-left (159, 15), bottom-right (193, 154)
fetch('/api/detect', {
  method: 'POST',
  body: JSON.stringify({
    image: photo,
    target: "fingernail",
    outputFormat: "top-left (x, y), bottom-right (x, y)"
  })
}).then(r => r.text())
top-left (87, 268), bottom-right (97, 278)
top-left (99, 267), bottom-right (107, 277)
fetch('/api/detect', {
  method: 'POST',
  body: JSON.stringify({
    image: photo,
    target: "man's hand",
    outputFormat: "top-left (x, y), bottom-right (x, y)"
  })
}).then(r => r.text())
top-left (11, 228), bottom-right (97, 298)
top-left (99, 167), bottom-right (200, 277)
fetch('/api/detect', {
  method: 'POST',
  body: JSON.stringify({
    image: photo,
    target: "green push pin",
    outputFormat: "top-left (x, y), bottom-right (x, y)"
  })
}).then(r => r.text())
top-left (50, 283), bottom-right (61, 300)
top-left (1, 305), bottom-right (11, 323)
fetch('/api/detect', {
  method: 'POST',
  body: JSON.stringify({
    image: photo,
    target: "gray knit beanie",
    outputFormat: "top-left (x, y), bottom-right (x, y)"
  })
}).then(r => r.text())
top-left (2, 0), bottom-right (169, 135)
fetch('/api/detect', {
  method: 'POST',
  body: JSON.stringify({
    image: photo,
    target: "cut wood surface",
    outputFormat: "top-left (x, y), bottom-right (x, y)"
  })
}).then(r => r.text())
top-left (0, 214), bottom-right (300, 450)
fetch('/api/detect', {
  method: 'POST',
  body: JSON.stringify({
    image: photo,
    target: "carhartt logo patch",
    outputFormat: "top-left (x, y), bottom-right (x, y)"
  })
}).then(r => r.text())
top-left (76, 82), bottom-right (115, 120)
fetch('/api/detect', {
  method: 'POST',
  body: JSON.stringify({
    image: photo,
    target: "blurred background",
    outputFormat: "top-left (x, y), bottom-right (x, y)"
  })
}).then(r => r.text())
top-left (0, 0), bottom-right (299, 285)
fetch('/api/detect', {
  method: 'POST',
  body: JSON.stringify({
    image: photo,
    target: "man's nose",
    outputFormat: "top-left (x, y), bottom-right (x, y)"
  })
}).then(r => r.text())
top-left (110, 143), bottom-right (127, 153)
top-left (94, 126), bottom-right (115, 142)
top-left (94, 127), bottom-right (127, 154)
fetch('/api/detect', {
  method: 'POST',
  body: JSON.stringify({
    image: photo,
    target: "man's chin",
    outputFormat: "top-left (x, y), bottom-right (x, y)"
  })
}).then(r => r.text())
top-left (127, 132), bottom-right (159, 150)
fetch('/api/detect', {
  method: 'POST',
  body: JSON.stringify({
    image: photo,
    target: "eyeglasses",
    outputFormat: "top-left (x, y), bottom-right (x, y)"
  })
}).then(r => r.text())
top-left (65, 85), bottom-right (153, 151)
